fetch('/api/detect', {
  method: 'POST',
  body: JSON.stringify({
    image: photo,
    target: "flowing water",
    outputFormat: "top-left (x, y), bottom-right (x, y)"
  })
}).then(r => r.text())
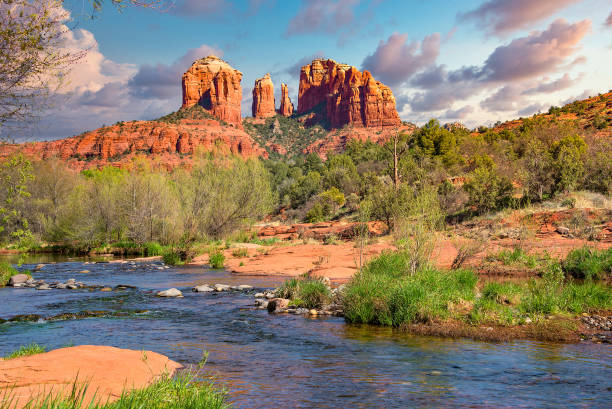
top-left (1, 256), bottom-right (611, 408)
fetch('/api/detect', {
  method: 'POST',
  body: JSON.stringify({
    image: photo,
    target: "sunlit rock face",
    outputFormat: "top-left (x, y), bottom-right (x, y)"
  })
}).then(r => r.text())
top-left (181, 55), bottom-right (243, 126)
top-left (298, 58), bottom-right (401, 128)
top-left (252, 73), bottom-right (276, 119)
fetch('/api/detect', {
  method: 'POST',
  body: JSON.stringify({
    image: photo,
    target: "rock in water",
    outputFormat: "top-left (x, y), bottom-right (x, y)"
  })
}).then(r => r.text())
top-left (267, 298), bottom-right (290, 313)
top-left (298, 58), bottom-right (401, 128)
top-left (8, 274), bottom-right (30, 286)
top-left (278, 83), bottom-right (294, 117)
top-left (181, 55), bottom-right (243, 126)
top-left (156, 288), bottom-right (183, 297)
top-left (252, 73), bottom-right (276, 118)
top-left (193, 285), bottom-right (214, 292)
top-left (214, 284), bottom-right (231, 292)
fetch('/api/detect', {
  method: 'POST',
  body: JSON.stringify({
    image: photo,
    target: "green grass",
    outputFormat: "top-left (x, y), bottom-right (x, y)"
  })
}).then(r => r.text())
top-left (562, 246), bottom-right (612, 281)
top-left (343, 251), bottom-right (478, 326)
top-left (0, 372), bottom-right (228, 409)
top-left (230, 248), bottom-right (248, 258)
top-left (162, 249), bottom-right (184, 266)
top-left (486, 247), bottom-right (539, 269)
top-left (343, 250), bottom-right (612, 327)
top-left (3, 343), bottom-right (46, 360)
top-left (0, 262), bottom-right (26, 287)
top-left (275, 275), bottom-right (331, 309)
top-left (209, 251), bottom-right (225, 269)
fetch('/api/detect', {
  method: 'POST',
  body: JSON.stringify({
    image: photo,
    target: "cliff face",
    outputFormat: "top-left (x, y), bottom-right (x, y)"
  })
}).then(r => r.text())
top-left (252, 73), bottom-right (276, 118)
top-left (278, 83), bottom-right (294, 117)
top-left (0, 115), bottom-right (266, 170)
top-left (181, 56), bottom-right (243, 126)
top-left (298, 59), bottom-right (401, 128)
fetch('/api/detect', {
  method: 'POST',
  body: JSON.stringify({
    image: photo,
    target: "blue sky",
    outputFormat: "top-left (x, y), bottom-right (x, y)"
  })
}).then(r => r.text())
top-left (16, 0), bottom-right (612, 140)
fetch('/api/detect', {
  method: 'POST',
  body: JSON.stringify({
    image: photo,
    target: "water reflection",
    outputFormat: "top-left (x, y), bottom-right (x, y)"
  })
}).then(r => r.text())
top-left (0, 255), bottom-right (610, 408)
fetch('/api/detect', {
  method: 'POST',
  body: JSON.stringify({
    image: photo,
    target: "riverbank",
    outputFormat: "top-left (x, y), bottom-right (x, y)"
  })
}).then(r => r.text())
top-left (0, 345), bottom-right (195, 408)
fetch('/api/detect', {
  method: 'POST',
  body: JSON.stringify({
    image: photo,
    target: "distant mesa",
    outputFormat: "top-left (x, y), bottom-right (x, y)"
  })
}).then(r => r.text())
top-left (252, 73), bottom-right (276, 119)
top-left (298, 58), bottom-right (401, 128)
top-left (181, 55), bottom-right (243, 126)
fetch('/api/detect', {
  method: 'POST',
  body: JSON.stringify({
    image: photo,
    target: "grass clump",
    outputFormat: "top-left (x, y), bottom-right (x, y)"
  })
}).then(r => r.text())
top-left (562, 246), bottom-right (612, 280)
top-left (230, 248), bottom-right (248, 258)
top-left (162, 249), bottom-right (184, 266)
top-left (143, 242), bottom-right (166, 257)
top-left (3, 343), bottom-right (46, 360)
top-left (487, 247), bottom-right (539, 268)
top-left (343, 251), bottom-right (478, 326)
top-left (0, 262), bottom-right (21, 287)
top-left (275, 275), bottom-right (331, 309)
top-left (209, 251), bottom-right (225, 269)
top-left (0, 372), bottom-right (228, 409)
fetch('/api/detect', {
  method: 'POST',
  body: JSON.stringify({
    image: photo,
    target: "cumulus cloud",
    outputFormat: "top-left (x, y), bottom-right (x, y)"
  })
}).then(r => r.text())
top-left (444, 106), bottom-right (474, 119)
top-left (606, 12), bottom-right (612, 27)
top-left (480, 19), bottom-right (591, 82)
top-left (517, 103), bottom-right (547, 116)
top-left (404, 19), bottom-right (590, 115)
top-left (522, 73), bottom-right (580, 95)
top-left (362, 33), bottom-right (440, 86)
top-left (128, 44), bottom-right (222, 100)
top-left (285, 0), bottom-right (359, 36)
top-left (459, 0), bottom-right (583, 35)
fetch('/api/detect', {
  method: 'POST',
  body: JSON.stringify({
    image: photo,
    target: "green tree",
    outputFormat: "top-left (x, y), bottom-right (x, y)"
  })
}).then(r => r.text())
top-left (464, 154), bottom-right (513, 214)
top-left (0, 153), bottom-right (33, 242)
top-left (551, 134), bottom-right (587, 193)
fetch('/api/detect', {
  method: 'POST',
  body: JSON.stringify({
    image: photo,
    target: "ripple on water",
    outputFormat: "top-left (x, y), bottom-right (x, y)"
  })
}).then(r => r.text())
top-left (1, 255), bottom-right (611, 408)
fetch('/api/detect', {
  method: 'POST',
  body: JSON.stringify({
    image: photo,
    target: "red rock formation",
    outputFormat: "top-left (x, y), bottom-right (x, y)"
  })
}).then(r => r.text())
top-left (298, 58), bottom-right (401, 128)
top-left (0, 116), bottom-right (267, 170)
top-left (181, 55), bottom-right (243, 126)
top-left (252, 73), bottom-right (276, 118)
top-left (278, 83), bottom-right (294, 117)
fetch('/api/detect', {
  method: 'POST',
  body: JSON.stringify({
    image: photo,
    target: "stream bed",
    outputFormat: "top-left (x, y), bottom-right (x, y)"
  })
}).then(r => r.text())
top-left (1, 256), bottom-right (611, 408)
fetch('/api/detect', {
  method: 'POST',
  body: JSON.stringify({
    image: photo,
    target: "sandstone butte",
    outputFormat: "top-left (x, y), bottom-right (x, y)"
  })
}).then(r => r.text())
top-left (0, 345), bottom-right (182, 409)
top-left (252, 73), bottom-right (276, 118)
top-left (278, 83), bottom-right (294, 117)
top-left (182, 55), bottom-right (243, 126)
top-left (298, 58), bottom-right (401, 129)
top-left (0, 55), bottom-right (406, 169)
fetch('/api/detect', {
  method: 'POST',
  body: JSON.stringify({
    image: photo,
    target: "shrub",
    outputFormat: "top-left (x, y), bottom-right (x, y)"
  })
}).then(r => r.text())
top-left (562, 247), bottom-right (612, 280)
top-left (209, 250), bottom-right (225, 269)
top-left (162, 249), bottom-right (183, 266)
top-left (4, 343), bottom-right (46, 360)
top-left (489, 247), bottom-right (538, 268)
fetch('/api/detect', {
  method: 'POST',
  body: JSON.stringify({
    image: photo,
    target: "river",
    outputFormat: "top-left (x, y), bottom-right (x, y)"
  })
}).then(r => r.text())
top-left (1, 256), bottom-right (610, 408)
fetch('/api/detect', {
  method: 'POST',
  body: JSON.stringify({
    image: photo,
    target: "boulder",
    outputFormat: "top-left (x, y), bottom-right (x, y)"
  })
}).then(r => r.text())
top-left (252, 73), bottom-right (276, 118)
top-left (36, 284), bottom-right (51, 290)
top-left (8, 274), bottom-right (30, 286)
top-left (267, 298), bottom-right (290, 313)
top-left (235, 284), bottom-right (253, 291)
top-left (193, 285), bottom-right (214, 292)
top-left (213, 284), bottom-right (231, 292)
top-left (156, 288), bottom-right (183, 297)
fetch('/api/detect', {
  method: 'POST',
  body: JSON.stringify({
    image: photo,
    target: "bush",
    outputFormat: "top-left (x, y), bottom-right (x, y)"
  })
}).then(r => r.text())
top-left (488, 247), bottom-right (538, 268)
top-left (562, 247), bottom-right (612, 280)
top-left (162, 249), bottom-right (183, 266)
top-left (209, 250), bottom-right (225, 269)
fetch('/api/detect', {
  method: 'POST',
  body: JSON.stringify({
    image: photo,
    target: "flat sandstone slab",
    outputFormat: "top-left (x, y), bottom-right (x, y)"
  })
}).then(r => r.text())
top-left (0, 345), bottom-right (182, 408)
